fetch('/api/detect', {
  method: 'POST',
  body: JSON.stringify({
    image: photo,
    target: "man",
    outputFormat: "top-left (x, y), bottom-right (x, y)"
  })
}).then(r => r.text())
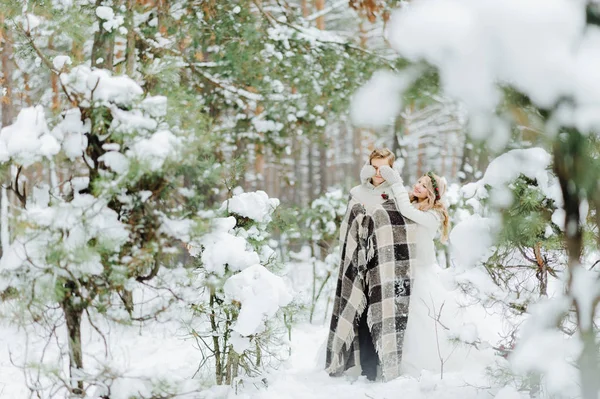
top-left (326, 148), bottom-right (415, 382)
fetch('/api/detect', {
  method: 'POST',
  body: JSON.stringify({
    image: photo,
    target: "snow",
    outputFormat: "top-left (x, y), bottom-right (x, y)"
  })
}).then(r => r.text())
top-left (0, 106), bottom-right (60, 166)
top-left (230, 331), bottom-right (251, 353)
top-left (221, 191), bottom-right (280, 224)
top-left (0, 316), bottom-right (207, 399)
top-left (128, 130), bottom-right (179, 171)
top-left (459, 148), bottom-right (561, 215)
top-left (158, 215), bottom-right (194, 243)
top-left (253, 118), bottom-right (284, 133)
top-left (98, 150), bottom-right (130, 174)
top-left (61, 66), bottom-right (143, 107)
top-left (0, 239), bottom-right (28, 273)
top-left (387, 0), bottom-right (582, 112)
top-left (96, 6), bottom-right (124, 32)
top-left (494, 386), bottom-right (527, 399)
top-left (110, 107), bottom-right (158, 134)
top-left (0, 316), bottom-right (516, 399)
top-left (481, 148), bottom-right (553, 196)
top-left (199, 217), bottom-right (261, 276)
top-left (384, 0), bottom-right (600, 133)
top-left (511, 329), bottom-right (580, 395)
top-left (350, 69), bottom-right (414, 128)
top-left (506, 295), bottom-right (577, 395)
top-left (96, 6), bottom-right (113, 20)
top-left (223, 264), bottom-right (293, 336)
top-left (71, 176), bottom-right (89, 193)
top-left (52, 55), bottom-right (72, 70)
top-left (141, 95), bottom-right (168, 118)
top-left (455, 323), bottom-right (478, 345)
top-left (224, 324), bottom-right (504, 399)
top-left (52, 108), bottom-right (90, 160)
top-left (25, 14), bottom-right (41, 31)
top-left (570, 265), bottom-right (600, 331)
top-left (0, 192), bottom-right (129, 280)
top-left (449, 215), bottom-right (496, 269)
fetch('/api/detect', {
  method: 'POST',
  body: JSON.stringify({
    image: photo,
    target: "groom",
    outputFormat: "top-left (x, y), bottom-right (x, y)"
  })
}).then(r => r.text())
top-left (325, 148), bottom-right (416, 382)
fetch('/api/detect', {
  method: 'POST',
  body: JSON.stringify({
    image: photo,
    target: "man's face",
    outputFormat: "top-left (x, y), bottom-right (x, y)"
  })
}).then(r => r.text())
top-left (370, 157), bottom-right (390, 187)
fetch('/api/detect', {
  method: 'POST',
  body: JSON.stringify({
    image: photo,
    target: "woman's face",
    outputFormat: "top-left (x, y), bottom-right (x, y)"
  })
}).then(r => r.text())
top-left (412, 177), bottom-right (430, 200)
top-left (370, 157), bottom-right (390, 187)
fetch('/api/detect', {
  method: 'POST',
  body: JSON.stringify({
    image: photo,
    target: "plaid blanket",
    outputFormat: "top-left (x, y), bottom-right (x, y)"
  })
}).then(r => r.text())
top-left (325, 196), bottom-right (417, 381)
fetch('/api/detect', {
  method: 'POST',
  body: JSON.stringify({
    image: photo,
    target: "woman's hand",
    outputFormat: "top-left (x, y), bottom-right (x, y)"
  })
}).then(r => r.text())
top-left (379, 165), bottom-right (403, 185)
top-left (360, 164), bottom-right (376, 183)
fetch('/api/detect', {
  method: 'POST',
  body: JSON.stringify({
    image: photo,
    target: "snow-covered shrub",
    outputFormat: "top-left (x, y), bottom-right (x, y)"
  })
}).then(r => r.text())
top-left (186, 190), bottom-right (293, 386)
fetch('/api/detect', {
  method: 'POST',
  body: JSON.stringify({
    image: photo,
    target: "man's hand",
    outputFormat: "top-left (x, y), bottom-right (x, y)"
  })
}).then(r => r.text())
top-left (379, 165), bottom-right (403, 186)
top-left (360, 164), bottom-right (376, 183)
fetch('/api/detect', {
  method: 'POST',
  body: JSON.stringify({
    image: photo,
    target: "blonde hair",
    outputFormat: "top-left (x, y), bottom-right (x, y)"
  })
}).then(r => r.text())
top-left (368, 148), bottom-right (395, 166)
top-left (410, 173), bottom-right (450, 243)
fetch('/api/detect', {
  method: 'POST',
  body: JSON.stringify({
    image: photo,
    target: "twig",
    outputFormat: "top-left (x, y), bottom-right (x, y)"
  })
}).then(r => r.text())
top-left (85, 308), bottom-right (109, 357)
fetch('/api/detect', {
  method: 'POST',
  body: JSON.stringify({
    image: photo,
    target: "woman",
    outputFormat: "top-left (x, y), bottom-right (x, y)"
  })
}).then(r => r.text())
top-left (366, 162), bottom-right (468, 377)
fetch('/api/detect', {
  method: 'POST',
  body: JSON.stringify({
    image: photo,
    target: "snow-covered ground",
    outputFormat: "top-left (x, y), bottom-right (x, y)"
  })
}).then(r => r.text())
top-left (231, 323), bottom-right (510, 399)
top-left (0, 252), bottom-right (514, 399)
top-left (0, 320), bottom-right (508, 399)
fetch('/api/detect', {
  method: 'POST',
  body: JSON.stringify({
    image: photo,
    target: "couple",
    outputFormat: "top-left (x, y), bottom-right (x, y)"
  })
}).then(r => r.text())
top-left (325, 148), bottom-right (454, 382)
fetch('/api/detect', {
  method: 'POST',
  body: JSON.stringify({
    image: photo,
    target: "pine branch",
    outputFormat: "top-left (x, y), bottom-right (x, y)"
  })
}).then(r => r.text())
top-left (15, 20), bottom-right (76, 105)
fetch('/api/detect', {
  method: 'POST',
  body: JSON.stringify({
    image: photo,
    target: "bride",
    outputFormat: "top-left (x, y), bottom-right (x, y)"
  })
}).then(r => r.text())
top-left (362, 153), bottom-right (470, 378)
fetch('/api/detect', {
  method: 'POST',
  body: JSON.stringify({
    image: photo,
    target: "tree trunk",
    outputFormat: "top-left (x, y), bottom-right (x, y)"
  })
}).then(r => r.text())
top-left (458, 138), bottom-right (474, 183)
top-left (1, 13), bottom-right (15, 258)
top-left (533, 243), bottom-right (548, 297)
top-left (254, 143), bottom-right (264, 192)
top-left (302, 0), bottom-right (310, 17)
top-left (315, 0), bottom-right (326, 28)
top-left (392, 116), bottom-right (402, 169)
top-left (292, 134), bottom-right (302, 205)
top-left (60, 285), bottom-right (85, 395)
top-left (308, 142), bottom-right (315, 202)
top-left (594, 196), bottom-right (600, 251)
top-left (157, 0), bottom-right (169, 36)
top-left (48, 35), bottom-right (61, 111)
top-left (1, 13), bottom-right (15, 127)
top-left (553, 133), bottom-right (598, 399)
top-left (125, 0), bottom-right (136, 76)
top-left (91, 0), bottom-right (115, 71)
top-left (209, 287), bottom-right (223, 385)
top-left (314, 0), bottom-right (327, 195)
top-left (319, 141), bottom-right (327, 195)
top-left (1, 187), bottom-right (8, 255)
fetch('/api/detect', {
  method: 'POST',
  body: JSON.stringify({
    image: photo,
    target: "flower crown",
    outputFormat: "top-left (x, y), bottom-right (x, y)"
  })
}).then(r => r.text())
top-left (427, 171), bottom-right (441, 201)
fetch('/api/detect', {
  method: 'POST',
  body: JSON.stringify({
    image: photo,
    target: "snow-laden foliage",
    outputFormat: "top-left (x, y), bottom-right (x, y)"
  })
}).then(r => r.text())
top-left (187, 190), bottom-right (292, 385)
top-left (0, 57), bottom-right (221, 395)
top-left (447, 148), bottom-right (586, 396)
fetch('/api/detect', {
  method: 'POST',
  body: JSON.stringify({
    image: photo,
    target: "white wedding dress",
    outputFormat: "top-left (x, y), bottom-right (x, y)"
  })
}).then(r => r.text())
top-left (390, 184), bottom-right (475, 377)
top-left (400, 252), bottom-right (469, 377)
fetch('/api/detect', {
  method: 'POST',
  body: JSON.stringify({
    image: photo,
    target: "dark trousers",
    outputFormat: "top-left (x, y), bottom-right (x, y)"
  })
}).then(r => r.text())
top-left (357, 306), bottom-right (378, 380)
